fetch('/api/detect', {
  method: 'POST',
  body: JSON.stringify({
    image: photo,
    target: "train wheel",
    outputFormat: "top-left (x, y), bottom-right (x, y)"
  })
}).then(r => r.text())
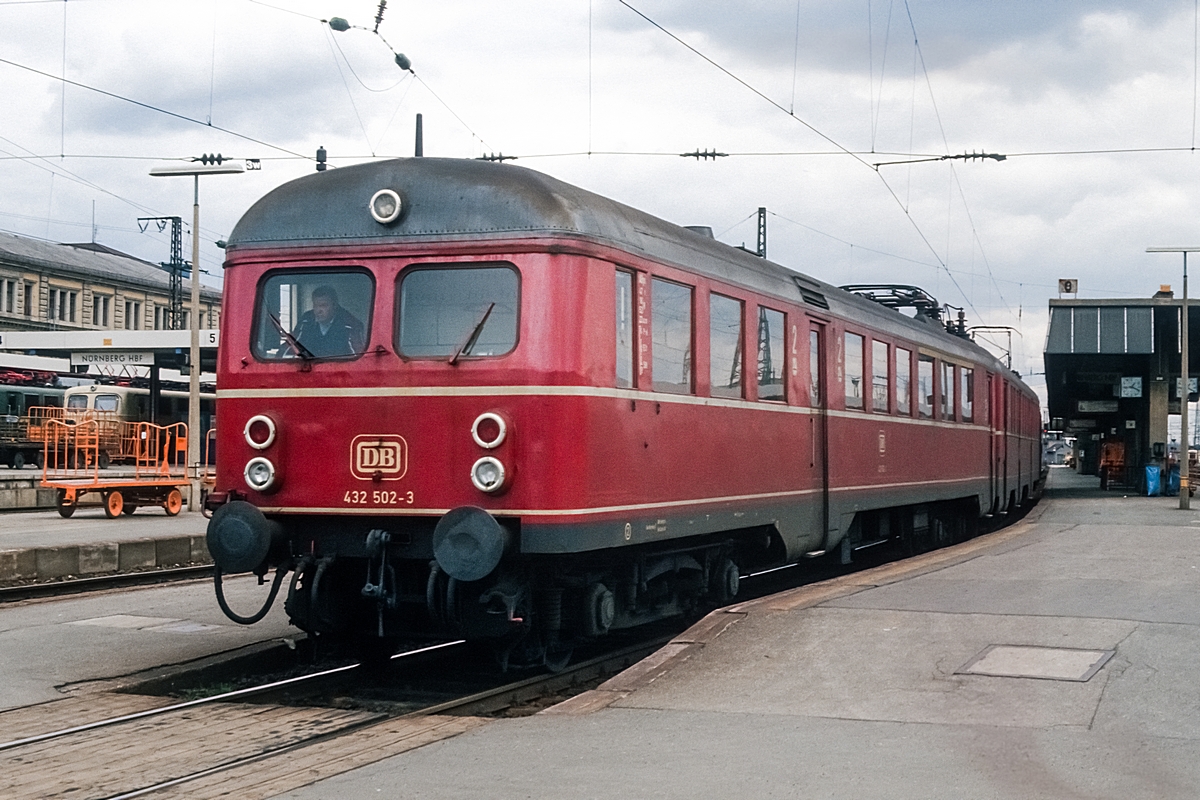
top-left (104, 491), bottom-right (124, 519)
top-left (122, 505), bottom-right (138, 516)
top-left (707, 558), bottom-right (740, 605)
top-left (164, 489), bottom-right (183, 516)
top-left (9, 451), bottom-right (24, 470)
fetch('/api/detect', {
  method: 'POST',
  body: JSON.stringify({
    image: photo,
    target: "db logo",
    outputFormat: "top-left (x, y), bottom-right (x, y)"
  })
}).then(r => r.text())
top-left (351, 434), bottom-right (408, 481)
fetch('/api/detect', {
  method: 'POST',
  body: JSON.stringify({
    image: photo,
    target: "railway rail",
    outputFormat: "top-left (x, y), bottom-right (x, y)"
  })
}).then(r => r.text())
top-left (0, 634), bottom-right (664, 799)
top-left (0, 564), bottom-right (213, 603)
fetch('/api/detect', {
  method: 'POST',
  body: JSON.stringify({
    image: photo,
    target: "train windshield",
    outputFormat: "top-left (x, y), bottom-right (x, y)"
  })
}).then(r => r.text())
top-left (253, 270), bottom-right (374, 361)
top-left (397, 265), bottom-right (519, 359)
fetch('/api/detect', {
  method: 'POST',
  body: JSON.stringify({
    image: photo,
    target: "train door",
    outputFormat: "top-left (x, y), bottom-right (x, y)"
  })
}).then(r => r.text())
top-left (990, 373), bottom-right (1007, 512)
top-left (809, 323), bottom-right (829, 546)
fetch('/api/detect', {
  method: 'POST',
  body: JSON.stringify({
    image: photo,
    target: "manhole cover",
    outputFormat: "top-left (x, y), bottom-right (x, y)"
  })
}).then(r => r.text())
top-left (956, 645), bottom-right (1114, 682)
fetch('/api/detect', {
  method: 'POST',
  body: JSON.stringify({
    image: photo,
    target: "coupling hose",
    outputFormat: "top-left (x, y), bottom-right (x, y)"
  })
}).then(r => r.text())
top-left (214, 565), bottom-right (288, 625)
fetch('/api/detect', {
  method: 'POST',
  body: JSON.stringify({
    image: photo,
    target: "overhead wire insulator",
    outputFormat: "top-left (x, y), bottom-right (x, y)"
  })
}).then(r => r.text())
top-left (327, 17), bottom-right (350, 32)
top-left (680, 149), bottom-right (728, 160)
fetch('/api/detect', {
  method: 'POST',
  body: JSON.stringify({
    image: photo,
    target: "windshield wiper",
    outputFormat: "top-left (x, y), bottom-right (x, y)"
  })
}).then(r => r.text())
top-left (449, 303), bottom-right (495, 365)
top-left (268, 313), bottom-right (316, 362)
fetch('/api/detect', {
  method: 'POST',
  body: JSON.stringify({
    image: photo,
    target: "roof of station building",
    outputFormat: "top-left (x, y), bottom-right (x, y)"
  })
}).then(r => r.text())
top-left (0, 230), bottom-right (221, 302)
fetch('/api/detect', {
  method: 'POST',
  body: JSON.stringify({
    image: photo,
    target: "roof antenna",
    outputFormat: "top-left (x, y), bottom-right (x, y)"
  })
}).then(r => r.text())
top-left (415, 113), bottom-right (423, 158)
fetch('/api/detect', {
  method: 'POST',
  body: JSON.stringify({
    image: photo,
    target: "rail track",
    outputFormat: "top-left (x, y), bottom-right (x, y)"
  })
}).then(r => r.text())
top-left (0, 633), bottom-right (665, 799)
top-left (0, 564), bottom-right (213, 603)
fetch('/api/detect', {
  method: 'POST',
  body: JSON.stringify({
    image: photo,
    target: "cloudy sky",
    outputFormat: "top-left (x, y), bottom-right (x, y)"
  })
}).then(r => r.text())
top-left (2, 0), bottom-right (1199, 403)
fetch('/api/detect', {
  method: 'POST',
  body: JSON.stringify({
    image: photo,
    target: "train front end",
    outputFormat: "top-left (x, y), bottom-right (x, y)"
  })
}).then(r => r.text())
top-left (205, 159), bottom-right (630, 665)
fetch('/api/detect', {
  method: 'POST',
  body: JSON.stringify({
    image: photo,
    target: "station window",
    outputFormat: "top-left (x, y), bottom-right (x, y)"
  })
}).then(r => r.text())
top-left (872, 340), bottom-right (889, 412)
top-left (651, 277), bottom-right (693, 394)
top-left (961, 367), bottom-right (974, 422)
top-left (757, 307), bottom-right (785, 401)
top-left (616, 271), bottom-right (634, 388)
top-left (844, 332), bottom-right (864, 409)
top-left (917, 355), bottom-right (934, 419)
top-left (710, 293), bottom-right (743, 398)
top-left (255, 269), bottom-right (378, 361)
top-left (398, 265), bottom-right (517, 360)
top-left (941, 361), bottom-right (955, 420)
top-left (895, 347), bottom-right (911, 415)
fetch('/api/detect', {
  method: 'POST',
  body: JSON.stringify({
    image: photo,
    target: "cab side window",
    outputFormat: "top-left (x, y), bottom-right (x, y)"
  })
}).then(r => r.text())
top-left (616, 271), bottom-right (634, 389)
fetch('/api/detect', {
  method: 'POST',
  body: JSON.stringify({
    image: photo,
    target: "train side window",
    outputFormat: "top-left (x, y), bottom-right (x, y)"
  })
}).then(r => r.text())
top-left (809, 329), bottom-right (822, 406)
top-left (871, 340), bottom-right (889, 412)
top-left (941, 360), bottom-right (954, 420)
top-left (4, 393), bottom-right (17, 416)
top-left (398, 265), bottom-right (518, 359)
top-left (255, 269), bottom-right (375, 361)
top-left (616, 270), bottom-right (634, 389)
top-left (22, 394), bottom-right (37, 414)
top-left (95, 394), bottom-right (120, 413)
top-left (757, 307), bottom-right (785, 402)
top-left (651, 277), bottom-right (693, 394)
top-left (844, 332), bottom-right (864, 409)
top-left (895, 347), bottom-right (911, 415)
top-left (918, 355), bottom-right (934, 418)
top-left (710, 293), bottom-right (743, 398)
top-left (961, 367), bottom-right (974, 422)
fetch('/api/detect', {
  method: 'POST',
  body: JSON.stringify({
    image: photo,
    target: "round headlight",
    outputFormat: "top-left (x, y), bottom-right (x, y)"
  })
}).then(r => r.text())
top-left (369, 188), bottom-right (403, 224)
top-left (244, 457), bottom-right (277, 492)
top-left (471, 412), bottom-right (507, 449)
top-left (471, 456), bottom-right (506, 493)
top-left (243, 415), bottom-right (276, 450)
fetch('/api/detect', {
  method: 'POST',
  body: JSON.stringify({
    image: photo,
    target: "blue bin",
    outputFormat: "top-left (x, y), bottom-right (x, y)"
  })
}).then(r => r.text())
top-left (1146, 465), bottom-right (1161, 496)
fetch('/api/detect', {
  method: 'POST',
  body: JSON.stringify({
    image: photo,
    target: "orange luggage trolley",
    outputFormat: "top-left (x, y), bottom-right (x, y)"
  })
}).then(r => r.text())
top-left (42, 419), bottom-right (188, 518)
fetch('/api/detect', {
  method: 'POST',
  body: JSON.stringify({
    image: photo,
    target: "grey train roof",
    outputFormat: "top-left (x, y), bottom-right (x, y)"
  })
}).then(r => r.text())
top-left (228, 158), bottom-right (1011, 375)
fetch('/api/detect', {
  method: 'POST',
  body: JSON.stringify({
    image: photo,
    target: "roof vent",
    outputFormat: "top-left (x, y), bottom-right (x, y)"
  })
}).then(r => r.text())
top-left (684, 226), bottom-right (714, 238)
top-left (791, 276), bottom-right (829, 309)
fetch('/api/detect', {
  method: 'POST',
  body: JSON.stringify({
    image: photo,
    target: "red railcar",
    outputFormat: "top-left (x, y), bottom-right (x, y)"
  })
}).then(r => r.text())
top-left (206, 158), bottom-right (1042, 666)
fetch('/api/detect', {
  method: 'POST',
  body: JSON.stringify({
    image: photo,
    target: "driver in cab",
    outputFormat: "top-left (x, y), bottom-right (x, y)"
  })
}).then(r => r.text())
top-left (291, 285), bottom-right (365, 357)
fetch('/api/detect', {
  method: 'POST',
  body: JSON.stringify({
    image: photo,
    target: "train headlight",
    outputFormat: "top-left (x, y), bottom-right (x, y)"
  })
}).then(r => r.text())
top-left (369, 189), bottom-right (403, 224)
top-left (471, 412), bottom-right (508, 449)
top-left (244, 457), bottom-right (277, 492)
top-left (243, 415), bottom-right (277, 450)
top-left (471, 456), bottom-right (506, 493)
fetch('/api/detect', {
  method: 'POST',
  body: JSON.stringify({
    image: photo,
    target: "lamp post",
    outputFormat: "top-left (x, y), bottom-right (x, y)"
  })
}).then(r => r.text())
top-left (1147, 246), bottom-right (1200, 509)
top-left (150, 158), bottom-right (244, 511)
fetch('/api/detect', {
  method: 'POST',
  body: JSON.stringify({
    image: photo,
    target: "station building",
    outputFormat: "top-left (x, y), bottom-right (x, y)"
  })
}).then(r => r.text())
top-left (1044, 286), bottom-right (1193, 488)
top-left (0, 231), bottom-right (221, 334)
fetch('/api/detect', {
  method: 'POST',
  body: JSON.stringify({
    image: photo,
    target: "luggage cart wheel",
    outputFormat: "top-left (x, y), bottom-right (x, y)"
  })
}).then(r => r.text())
top-left (56, 494), bottom-right (75, 519)
top-left (104, 491), bottom-right (124, 519)
top-left (164, 489), bottom-right (183, 517)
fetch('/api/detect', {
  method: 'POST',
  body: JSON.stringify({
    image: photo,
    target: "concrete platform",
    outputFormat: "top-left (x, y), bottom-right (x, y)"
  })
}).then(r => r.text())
top-left (276, 466), bottom-right (1200, 799)
top-left (0, 505), bottom-right (209, 584)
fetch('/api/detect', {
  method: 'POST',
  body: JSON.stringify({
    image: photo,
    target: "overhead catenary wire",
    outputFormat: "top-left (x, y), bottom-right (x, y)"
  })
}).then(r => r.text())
top-left (0, 55), bottom-right (310, 160)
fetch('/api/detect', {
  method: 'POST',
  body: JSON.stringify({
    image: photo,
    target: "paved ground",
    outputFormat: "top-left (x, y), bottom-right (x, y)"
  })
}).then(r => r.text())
top-left (0, 506), bottom-right (206, 552)
top-left (0, 573), bottom-right (294, 710)
top-left (276, 467), bottom-right (1200, 800)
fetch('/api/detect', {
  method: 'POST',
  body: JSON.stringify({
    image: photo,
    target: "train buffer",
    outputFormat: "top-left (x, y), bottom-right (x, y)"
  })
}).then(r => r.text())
top-left (41, 419), bottom-right (188, 518)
